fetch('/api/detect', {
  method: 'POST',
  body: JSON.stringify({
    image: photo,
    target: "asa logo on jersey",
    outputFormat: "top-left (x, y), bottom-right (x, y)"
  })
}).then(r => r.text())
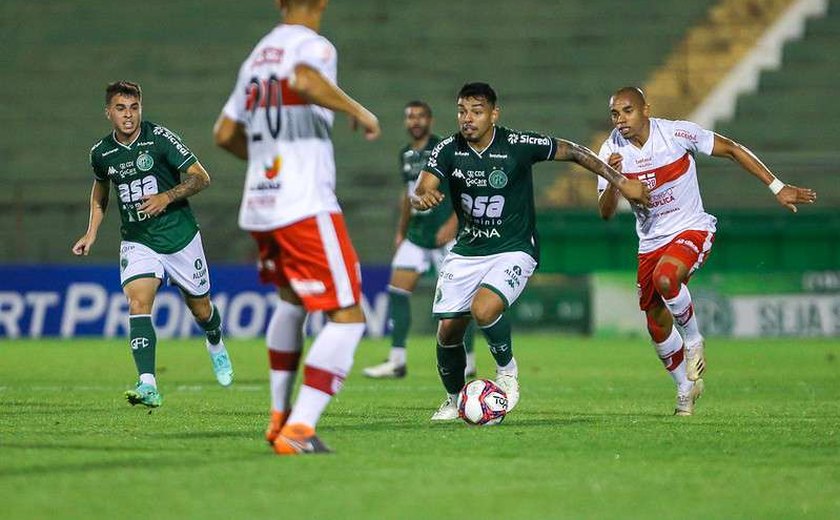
top-left (135, 152), bottom-right (154, 172)
top-left (489, 170), bottom-right (508, 189)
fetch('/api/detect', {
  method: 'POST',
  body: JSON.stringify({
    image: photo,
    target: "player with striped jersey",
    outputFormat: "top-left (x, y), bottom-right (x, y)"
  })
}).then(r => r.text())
top-left (597, 87), bottom-right (817, 415)
top-left (214, 0), bottom-right (380, 455)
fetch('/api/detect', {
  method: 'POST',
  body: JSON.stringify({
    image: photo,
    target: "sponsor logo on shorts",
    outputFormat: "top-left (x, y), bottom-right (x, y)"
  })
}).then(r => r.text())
top-left (435, 288), bottom-right (443, 303)
top-left (120, 257), bottom-right (129, 270)
top-left (194, 259), bottom-right (204, 270)
top-left (489, 170), bottom-right (508, 189)
top-left (675, 238), bottom-right (700, 254)
top-left (135, 152), bottom-right (154, 172)
top-left (290, 279), bottom-right (327, 295)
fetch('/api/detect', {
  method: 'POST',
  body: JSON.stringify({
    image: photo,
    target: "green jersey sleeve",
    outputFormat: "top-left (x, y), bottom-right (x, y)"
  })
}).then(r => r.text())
top-left (153, 125), bottom-right (197, 172)
top-left (510, 130), bottom-right (556, 164)
top-left (89, 140), bottom-right (107, 181)
top-left (424, 135), bottom-right (455, 179)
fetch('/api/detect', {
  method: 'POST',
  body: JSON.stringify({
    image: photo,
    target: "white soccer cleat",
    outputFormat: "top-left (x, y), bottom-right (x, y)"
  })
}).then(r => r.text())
top-left (362, 360), bottom-right (407, 379)
top-left (430, 395), bottom-right (459, 421)
top-left (494, 373), bottom-right (519, 412)
top-left (674, 379), bottom-right (704, 416)
top-left (685, 338), bottom-right (706, 382)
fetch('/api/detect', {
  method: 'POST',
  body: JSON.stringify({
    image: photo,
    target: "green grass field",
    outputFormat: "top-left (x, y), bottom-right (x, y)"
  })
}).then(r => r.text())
top-left (2, 335), bottom-right (839, 519)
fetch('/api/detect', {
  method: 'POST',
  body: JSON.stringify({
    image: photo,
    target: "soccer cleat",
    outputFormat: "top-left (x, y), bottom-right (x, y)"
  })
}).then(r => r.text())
top-left (685, 339), bottom-right (706, 382)
top-left (125, 383), bottom-right (162, 408)
top-left (430, 395), bottom-right (459, 421)
top-left (362, 360), bottom-right (407, 379)
top-left (674, 378), bottom-right (705, 416)
top-left (495, 373), bottom-right (520, 412)
top-left (272, 423), bottom-right (332, 455)
top-left (265, 410), bottom-right (289, 445)
top-left (207, 340), bottom-right (234, 387)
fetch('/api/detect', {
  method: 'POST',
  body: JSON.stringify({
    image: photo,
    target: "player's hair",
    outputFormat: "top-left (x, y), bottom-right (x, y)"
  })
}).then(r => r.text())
top-left (404, 100), bottom-right (432, 117)
top-left (457, 82), bottom-right (497, 106)
top-left (613, 86), bottom-right (647, 105)
top-left (105, 81), bottom-right (142, 105)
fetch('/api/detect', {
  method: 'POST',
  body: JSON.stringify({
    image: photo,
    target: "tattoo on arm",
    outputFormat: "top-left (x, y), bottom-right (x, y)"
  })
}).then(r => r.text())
top-left (555, 138), bottom-right (624, 187)
top-left (166, 171), bottom-right (209, 203)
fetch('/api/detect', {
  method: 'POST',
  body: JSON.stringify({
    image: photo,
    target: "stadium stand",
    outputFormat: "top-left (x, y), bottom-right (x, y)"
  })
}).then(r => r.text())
top-left (1, 0), bottom-right (717, 263)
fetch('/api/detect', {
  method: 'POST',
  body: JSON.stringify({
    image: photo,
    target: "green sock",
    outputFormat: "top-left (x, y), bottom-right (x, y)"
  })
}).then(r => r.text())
top-left (463, 321), bottom-right (475, 353)
top-left (480, 315), bottom-right (513, 367)
top-left (436, 342), bottom-right (466, 394)
top-left (388, 289), bottom-right (411, 349)
top-left (198, 304), bottom-right (222, 345)
top-left (129, 315), bottom-right (157, 376)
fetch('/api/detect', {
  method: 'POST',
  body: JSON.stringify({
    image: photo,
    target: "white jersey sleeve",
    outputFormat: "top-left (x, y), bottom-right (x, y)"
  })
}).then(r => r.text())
top-left (596, 140), bottom-right (612, 194)
top-left (295, 36), bottom-right (337, 77)
top-left (221, 61), bottom-right (251, 123)
top-left (670, 120), bottom-right (715, 157)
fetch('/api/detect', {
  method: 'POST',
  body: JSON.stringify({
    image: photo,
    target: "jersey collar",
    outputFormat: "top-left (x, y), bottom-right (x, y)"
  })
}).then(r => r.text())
top-left (467, 126), bottom-right (496, 158)
top-left (111, 123), bottom-right (143, 150)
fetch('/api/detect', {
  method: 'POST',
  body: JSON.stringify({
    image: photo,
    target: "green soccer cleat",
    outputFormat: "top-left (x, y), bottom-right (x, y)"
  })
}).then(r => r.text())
top-left (208, 340), bottom-right (234, 387)
top-left (125, 383), bottom-right (162, 408)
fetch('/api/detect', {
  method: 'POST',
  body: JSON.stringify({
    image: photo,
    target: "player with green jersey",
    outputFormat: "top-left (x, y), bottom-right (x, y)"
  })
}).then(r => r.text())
top-left (363, 101), bottom-right (477, 379)
top-left (412, 83), bottom-right (650, 420)
top-left (72, 81), bottom-right (233, 408)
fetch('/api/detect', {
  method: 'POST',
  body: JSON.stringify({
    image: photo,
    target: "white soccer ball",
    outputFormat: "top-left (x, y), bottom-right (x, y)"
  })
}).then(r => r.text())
top-left (457, 379), bottom-right (508, 426)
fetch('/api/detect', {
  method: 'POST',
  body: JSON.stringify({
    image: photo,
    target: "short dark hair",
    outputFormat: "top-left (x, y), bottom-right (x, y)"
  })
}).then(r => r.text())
top-left (105, 81), bottom-right (142, 105)
top-left (457, 82), bottom-right (497, 106)
top-left (612, 86), bottom-right (646, 105)
top-left (404, 100), bottom-right (432, 117)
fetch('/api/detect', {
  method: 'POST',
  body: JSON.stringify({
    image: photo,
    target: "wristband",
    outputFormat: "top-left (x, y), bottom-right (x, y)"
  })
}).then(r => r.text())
top-left (768, 178), bottom-right (785, 195)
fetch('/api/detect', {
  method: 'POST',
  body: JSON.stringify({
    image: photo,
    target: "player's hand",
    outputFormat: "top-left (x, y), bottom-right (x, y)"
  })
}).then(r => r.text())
top-left (351, 109), bottom-right (381, 141)
top-left (410, 189), bottom-right (444, 211)
top-left (72, 234), bottom-right (96, 256)
top-left (608, 153), bottom-right (623, 172)
top-left (619, 178), bottom-right (651, 207)
top-left (138, 193), bottom-right (171, 217)
top-left (776, 184), bottom-right (816, 213)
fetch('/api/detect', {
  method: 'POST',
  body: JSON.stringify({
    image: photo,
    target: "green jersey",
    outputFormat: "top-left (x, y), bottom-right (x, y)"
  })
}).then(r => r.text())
top-left (401, 135), bottom-right (453, 249)
top-left (425, 126), bottom-right (556, 262)
top-left (90, 120), bottom-right (199, 254)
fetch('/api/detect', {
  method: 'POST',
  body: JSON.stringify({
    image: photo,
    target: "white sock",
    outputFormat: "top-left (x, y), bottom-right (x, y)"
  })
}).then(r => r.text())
top-left (496, 356), bottom-right (518, 377)
top-left (465, 351), bottom-right (477, 373)
top-left (663, 284), bottom-right (702, 347)
top-left (388, 347), bottom-right (406, 366)
top-left (139, 373), bottom-right (157, 387)
top-left (287, 322), bottom-right (365, 429)
top-left (653, 326), bottom-right (690, 392)
top-left (267, 299), bottom-right (306, 413)
top-left (206, 338), bottom-right (225, 355)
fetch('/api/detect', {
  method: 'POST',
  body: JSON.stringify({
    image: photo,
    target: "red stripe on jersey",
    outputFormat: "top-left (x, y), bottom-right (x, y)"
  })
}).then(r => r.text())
top-left (625, 152), bottom-right (691, 187)
top-left (246, 78), bottom-right (309, 112)
top-left (280, 79), bottom-right (307, 106)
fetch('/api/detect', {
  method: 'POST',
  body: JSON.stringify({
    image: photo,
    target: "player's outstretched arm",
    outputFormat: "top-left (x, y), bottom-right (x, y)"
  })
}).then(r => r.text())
top-left (290, 64), bottom-right (380, 140)
top-left (213, 115), bottom-right (248, 160)
top-left (72, 179), bottom-right (110, 256)
top-left (411, 170), bottom-right (444, 211)
top-left (554, 138), bottom-right (651, 207)
top-left (711, 134), bottom-right (817, 213)
top-left (138, 161), bottom-right (211, 217)
top-left (598, 153), bottom-right (624, 220)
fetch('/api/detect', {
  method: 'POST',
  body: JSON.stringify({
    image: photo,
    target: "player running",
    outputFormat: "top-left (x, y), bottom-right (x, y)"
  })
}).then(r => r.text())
top-left (214, 0), bottom-right (380, 454)
top-left (412, 82), bottom-right (650, 420)
top-left (363, 100), bottom-right (478, 380)
top-left (597, 87), bottom-right (817, 415)
top-left (73, 80), bottom-right (233, 409)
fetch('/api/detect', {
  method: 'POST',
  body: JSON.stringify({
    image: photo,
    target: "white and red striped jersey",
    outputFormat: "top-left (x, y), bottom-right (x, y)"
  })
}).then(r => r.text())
top-left (223, 24), bottom-right (340, 231)
top-left (597, 118), bottom-right (718, 253)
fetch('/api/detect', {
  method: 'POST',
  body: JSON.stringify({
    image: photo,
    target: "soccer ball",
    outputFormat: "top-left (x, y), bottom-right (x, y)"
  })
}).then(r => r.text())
top-left (457, 379), bottom-right (508, 426)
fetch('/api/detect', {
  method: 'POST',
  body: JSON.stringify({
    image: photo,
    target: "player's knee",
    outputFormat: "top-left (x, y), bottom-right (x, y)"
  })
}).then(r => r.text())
top-left (652, 262), bottom-right (680, 299)
top-left (436, 320), bottom-right (465, 345)
top-left (470, 304), bottom-right (501, 327)
top-left (127, 297), bottom-right (154, 315)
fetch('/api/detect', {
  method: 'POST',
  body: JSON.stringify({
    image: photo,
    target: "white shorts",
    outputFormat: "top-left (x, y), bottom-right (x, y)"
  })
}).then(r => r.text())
top-left (391, 239), bottom-right (454, 274)
top-left (432, 251), bottom-right (537, 317)
top-left (119, 232), bottom-right (211, 297)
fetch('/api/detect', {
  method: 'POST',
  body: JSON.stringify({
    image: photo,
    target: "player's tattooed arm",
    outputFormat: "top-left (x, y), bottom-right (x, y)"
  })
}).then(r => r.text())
top-left (138, 162), bottom-right (210, 217)
top-left (553, 138), bottom-right (651, 207)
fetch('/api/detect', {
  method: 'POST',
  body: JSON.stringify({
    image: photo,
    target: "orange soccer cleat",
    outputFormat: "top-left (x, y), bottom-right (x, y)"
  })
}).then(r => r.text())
top-left (265, 410), bottom-right (289, 445)
top-left (272, 423), bottom-right (332, 455)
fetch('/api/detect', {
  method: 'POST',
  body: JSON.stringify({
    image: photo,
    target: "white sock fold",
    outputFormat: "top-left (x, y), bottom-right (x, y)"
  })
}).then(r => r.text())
top-left (663, 284), bottom-right (702, 346)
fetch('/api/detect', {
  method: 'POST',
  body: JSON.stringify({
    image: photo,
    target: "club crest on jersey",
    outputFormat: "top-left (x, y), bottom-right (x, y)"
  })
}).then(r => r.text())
top-left (638, 172), bottom-right (657, 189)
top-left (489, 169), bottom-right (508, 189)
top-left (135, 152), bottom-right (154, 172)
top-left (264, 155), bottom-right (282, 179)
